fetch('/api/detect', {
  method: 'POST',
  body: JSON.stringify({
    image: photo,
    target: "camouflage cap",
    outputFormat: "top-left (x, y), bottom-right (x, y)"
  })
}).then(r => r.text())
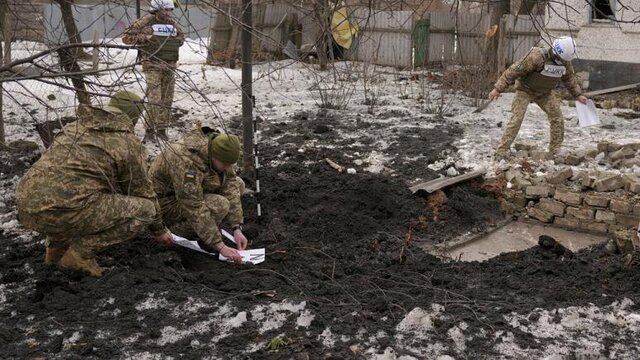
top-left (106, 90), bottom-right (144, 124)
top-left (209, 133), bottom-right (241, 164)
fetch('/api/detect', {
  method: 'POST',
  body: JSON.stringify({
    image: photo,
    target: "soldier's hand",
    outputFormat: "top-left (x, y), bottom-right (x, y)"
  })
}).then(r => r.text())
top-left (155, 230), bottom-right (174, 245)
top-left (488, 88), bottom-right (501, 101)
top-left (577, 95), bottom-right (588, 104)
top-left (234, 229), bottom-right (248, 250)
top-left (219, 245), bottom-right (242, 263)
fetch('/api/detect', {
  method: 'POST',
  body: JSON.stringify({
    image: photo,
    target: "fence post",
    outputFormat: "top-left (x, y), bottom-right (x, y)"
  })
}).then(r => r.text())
top-left (497, 16), bottom-right (507, 75)
top-left (207, 10), bottom-right (216, 64)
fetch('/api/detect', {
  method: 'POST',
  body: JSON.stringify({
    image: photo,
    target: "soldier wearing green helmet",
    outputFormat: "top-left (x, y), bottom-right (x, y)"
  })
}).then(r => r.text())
top-left (123, 0), bottom-right (184, 143)
top-left (15, 90), bottom-right (173, 277)
top-left (148, 127), bottom-right (247, 263)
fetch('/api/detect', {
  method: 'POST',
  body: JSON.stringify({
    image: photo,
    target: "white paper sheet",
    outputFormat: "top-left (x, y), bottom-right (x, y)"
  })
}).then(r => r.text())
top-left (172, 234), bottom-right (265, 265)
top-left (576, 100), bottom-right (600, 128)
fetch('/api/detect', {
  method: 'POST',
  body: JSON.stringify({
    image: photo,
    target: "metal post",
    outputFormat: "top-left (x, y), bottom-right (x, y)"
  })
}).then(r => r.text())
top-left (241, 0), bottom-right (253, 175)
top-left (136, 0), bottom-right (141, 18)
top-left (253, 116), bottom-right (262, 218)
top-left (0, 0), bottom-right (6, 147)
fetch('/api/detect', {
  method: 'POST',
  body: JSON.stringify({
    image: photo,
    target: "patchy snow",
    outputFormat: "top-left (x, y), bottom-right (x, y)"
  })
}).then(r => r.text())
top-left (498, 298), bottom-right (640, 358)
top-left (250, 300), bottom-right (307, 334)
top-left (169, 297), bottom-right (211, 316)
top-left (318, 327), bottom-right (337, 348)
top-left (135, 293), bottom-right (170, 311)
top-left (157, 319), bottom-right (217, 346)
top-left (3, 37), bottom-right (640, 358)
top-left (295, 309), bottom-right (315, 328)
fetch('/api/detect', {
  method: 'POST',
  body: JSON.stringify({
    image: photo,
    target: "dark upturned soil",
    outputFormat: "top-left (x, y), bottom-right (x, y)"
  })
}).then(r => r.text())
top-left (1, 111), bottom-right (639, 359)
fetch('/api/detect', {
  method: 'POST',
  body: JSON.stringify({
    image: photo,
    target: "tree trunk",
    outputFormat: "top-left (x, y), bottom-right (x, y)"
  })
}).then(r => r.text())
top-left (313, 0), bottom-right (329, 70)
top-left (0, 0), bottom-right (6, 149)
top-left (57, 47), bottom-right (90, 105)
top-left (55, 0), bottom-right (91, 60)
top-left (485, 0), bottom-right (510, 80)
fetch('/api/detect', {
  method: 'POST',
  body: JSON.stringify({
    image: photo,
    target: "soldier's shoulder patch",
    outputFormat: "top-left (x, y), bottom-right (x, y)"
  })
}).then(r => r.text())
top-left (184, 169), bottom-right (197, 183)
top-left (515, 63), bottom-right (525, 72)
top-left (183, 169), bottom-right (199, 195)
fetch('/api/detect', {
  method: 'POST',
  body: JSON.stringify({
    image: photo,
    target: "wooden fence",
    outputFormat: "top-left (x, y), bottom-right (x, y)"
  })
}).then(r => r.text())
top-left (210, 3), bottom-right (319, 56)
top-left (427, 12), bottom-right (543, 67)
top-left (348, 9), bottom-right (414, 67)
top-left (211, 8), bottom-right (542, 69)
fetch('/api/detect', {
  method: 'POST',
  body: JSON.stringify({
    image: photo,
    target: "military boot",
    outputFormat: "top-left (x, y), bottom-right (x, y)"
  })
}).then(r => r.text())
top-left (58, 248), bottom-right (104, 277)
top-left (44, 245), bottom-right (69, 265)
top-left (143, 129), bottom-right (156, 143)
top-left (157, 128), bottom-right (169, 141)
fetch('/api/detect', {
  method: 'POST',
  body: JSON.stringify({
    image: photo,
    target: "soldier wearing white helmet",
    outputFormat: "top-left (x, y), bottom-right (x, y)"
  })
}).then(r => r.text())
top-left (488, 36), bottom-right (589, 158)
top-left (552, 36), bottom-right (578, 61)
top-left (123, 0), bottom-right (184, 143)
top-left (149, 0), bottom-right (175, 12)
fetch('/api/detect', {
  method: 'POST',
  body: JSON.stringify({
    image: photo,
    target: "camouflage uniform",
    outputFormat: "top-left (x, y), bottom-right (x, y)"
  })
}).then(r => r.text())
top-left (494, 47), bottom-right (584, 154)
top-left (148, 127), bottom-right (245, 249)
top-left (122, 14), bottom-right (184, 132)
top-left (16, 106), bottom-right (167, 258)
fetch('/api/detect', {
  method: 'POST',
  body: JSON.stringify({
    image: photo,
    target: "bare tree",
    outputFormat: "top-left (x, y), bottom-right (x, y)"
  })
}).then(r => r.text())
top-left (311, 0), bottom-right (330, 70)
top-left (484, 0), bottom-right (510, 80)
top-left (54, 0), bottom-right (91, 60)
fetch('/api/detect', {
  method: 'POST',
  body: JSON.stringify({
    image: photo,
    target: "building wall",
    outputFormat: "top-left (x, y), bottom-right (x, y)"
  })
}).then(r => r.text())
top-left (546, 0), bottom-right (640, 64)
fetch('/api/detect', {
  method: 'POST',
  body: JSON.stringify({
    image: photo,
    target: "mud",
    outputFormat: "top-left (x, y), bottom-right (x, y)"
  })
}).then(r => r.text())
top-left (1, 111), bottom-right (640, 359)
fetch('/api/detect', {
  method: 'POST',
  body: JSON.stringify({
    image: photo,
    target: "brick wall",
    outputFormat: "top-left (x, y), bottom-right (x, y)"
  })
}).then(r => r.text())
top-left (502, 141), bottom-right (640, 242)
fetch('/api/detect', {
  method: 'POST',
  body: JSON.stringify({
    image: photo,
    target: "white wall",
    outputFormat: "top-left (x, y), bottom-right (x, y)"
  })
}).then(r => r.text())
top-left (545, 0), bottom-right (640, 63)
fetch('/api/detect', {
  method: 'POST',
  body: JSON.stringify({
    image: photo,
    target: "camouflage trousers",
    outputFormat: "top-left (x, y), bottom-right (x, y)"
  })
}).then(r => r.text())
top-left (158, 180), bottom-right (245, 247)
top-left (496, 90), bottom-right (564, 154)
top-left (19, 193), bottom-right (157, 258)
top-left (144, 68), bottom-right (176, 131)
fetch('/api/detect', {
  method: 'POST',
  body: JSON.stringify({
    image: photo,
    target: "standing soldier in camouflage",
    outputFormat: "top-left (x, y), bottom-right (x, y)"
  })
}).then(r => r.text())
top-left (149, 127), bottom-right (247, 263)
top-left (16, 91), bottom-right (173, 277)
top-left (488, 36), bottom-right (589, 158)
top-left (123, 0), bottom-right (184, 142)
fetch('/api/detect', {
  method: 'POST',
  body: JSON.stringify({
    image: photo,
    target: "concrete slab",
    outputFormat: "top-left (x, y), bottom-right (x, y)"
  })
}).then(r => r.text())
top-left (433, 222), bottom-right (607, 262)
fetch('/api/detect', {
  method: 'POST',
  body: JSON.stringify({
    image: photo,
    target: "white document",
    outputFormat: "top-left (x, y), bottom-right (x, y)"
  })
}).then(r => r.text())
top-left (172, 234), bottom-right (265, 265)
top-left (576, 100), bottom-right (600, 128)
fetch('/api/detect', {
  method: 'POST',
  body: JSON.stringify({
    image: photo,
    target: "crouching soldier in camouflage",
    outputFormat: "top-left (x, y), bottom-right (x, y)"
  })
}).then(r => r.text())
top-left (122, 0), bottom-right (184, 142)
top-left (148, 127), bottom-right (247, 263)
top-left (16, 91), bottom-right (173, 277)
top-left (488, 36), bottom-right (589, 158)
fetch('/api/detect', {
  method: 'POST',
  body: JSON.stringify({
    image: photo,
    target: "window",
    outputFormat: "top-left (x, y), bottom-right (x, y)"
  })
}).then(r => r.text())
top-left (592, 0), bottom-right (616, 21)
top-left (518, 0), bottom-right (546, 15)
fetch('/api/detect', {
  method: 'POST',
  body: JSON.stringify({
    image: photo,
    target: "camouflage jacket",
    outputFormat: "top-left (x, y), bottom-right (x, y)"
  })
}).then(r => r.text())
top-left (148, 127), bottom-right (244, 246)
top-left (16, 106), bottom-right (167, 236)
top-left (494, 47), bottom-right (583, 98)
top-left (122, 13), bottom-right (185, 71)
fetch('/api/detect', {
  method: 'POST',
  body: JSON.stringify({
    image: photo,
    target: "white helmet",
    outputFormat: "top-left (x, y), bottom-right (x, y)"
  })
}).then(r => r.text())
top-left (552, 36), bottom-right (577, 61)
top-left (149, 0), bottom-right (174, 11)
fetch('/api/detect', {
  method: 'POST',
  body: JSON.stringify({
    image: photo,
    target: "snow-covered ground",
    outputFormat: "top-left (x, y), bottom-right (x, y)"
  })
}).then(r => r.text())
top-left (6, 39), bottom-right (640, 181)
top-left (2, 39), bottom-right (640, 358)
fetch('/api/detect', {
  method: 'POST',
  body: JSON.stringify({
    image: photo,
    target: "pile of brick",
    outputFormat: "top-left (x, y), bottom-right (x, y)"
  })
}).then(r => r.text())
top-left (500, 143), bottom-right (640, 250)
